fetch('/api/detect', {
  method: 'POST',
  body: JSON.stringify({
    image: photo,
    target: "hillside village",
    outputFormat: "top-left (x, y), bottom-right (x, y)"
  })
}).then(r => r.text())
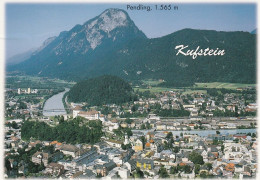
top-left (4, 83), bottom-right (257, 179)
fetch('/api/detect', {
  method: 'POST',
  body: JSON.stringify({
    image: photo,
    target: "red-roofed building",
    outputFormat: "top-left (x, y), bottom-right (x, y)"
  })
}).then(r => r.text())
top-left (233, 134), bottom-right (247, 139)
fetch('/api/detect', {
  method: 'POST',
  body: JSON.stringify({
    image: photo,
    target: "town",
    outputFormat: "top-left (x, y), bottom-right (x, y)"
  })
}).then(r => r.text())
top-left (4, 76), bottom-right (257, 179)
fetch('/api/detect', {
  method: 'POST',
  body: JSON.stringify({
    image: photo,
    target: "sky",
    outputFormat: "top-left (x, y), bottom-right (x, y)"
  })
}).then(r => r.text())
top-left (5, 3), bottom-right (256, 59)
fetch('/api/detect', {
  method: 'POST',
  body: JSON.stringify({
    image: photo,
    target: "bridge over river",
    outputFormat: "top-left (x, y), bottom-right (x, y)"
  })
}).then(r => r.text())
top-left (43, 89), bottom-right (70, 116)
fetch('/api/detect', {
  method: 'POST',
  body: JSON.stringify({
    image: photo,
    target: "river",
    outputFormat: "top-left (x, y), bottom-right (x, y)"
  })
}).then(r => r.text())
top-left (43, 88), bottom-right (69, 116)
top-left (132, 128), bottom-right (256, 137)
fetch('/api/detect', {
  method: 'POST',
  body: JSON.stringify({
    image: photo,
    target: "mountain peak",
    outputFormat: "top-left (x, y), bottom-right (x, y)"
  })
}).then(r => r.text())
top-left (102, 8), bottom-right (128, 16)
top-left (79, 8), bottom-right (140, 50)
top-left (86, 8), bottom-right (129, 34)
top-left (9, 7), bottom-right (146, 65)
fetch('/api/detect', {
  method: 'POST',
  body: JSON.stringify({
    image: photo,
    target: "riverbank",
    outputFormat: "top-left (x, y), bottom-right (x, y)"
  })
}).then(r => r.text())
top-left (62, 92), bottom-right (71, 114)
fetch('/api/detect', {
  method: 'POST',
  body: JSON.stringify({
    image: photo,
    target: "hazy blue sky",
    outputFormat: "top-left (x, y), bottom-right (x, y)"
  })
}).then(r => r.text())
top-left (6, 3), bottom-right (256, 58)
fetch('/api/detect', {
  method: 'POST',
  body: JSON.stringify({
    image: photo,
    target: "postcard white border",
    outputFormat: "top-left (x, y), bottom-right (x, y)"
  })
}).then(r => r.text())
top-left (0, 0), bottom-right (259, 179)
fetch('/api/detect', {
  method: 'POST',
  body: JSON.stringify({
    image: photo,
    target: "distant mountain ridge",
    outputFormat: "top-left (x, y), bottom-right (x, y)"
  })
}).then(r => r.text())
top-left (7, 8), bottom-right (256, 85)
top-left (7, 36), bottom-right (57, 65)
top-left (7, 49), bottom-right (36, 65)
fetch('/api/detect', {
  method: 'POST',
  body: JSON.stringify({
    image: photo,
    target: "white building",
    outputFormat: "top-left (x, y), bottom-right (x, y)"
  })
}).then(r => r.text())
top-left (58, 144), bottom-right (80, 158)
top-left (124, 134), bottom-right (129, 145)
top-left (78, 110), bottom-right (100, 120)
top-left (224, 143), bottom-right (251, 163)
top-left (27, 88), bottom-right (31, 94)
top-left (148, 114), bottom-right (160, 121)
top-left (72, 106), bottom-right (82, 118)
top-left (105, 139), bottom-right (122, 148)
top-left (114, 167), bottom-right (130, 179)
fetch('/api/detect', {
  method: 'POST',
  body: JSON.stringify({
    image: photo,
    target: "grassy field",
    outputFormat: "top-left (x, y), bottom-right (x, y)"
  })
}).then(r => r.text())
top-left (134, 87), bottom-right (207, 95)
top-left (134, 87), bottom-right (175, 93)
top-left (194, 82), bottom-right (255, 90)
top-left (136, 80), bottom-right (255, 94)
top-left (182, 90), bottom-right (207, 95)
top-left (142, 79), bottom-right (163, 86)
top-left (5, 75), bottom-right (75, 89)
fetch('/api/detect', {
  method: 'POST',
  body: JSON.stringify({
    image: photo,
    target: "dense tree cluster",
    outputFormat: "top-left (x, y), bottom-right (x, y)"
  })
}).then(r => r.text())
top-left (68, 75), bottom-right (137, 106)
top-left (120, 112), bottom-right (148, 118)
top-left (7, 121), bottom-right (19, 129)
top-left (158, 166), bottom-right (169, 178)
top-left (113, 126), bottom-right (133, 138)
top-left (121, 143), bottom-right (132, 150)
top-left (21, 118), bottom-right (103, 144)
top-left (125, 118), bottom-right (133, 124)
top-left (170, 164), bottom-right (192, 174)
top-left (141, 122), bottom-right (152, 130)
top-left (17, 101), bottom-right (27, 109)
top-left (133, 167), bottom-right (144, 178)
top-left (5, 144), bottom-right (45, 176)
top-left (188, 151), bottom-right (204, 165)
top-left (207, 88), bottom-right (256, 95)
top-left (135, 90), bottom-right (156, 99)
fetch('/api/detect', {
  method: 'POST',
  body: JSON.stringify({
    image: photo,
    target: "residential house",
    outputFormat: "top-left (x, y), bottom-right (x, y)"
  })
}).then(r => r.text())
top-left (156, 123), bottom-right (167, 130)
top-left (105, 139), bottom-right (122, 148)
top-left (225, 163), bottom-right (235, 173)
top-left (154, 159), bottom-right (170, 166)
top-left (95, 161), bottom-right (117, 177)
top-left (133, 139), bottom-right (143, 152)
top-left (50, 141), bottom-right (62, 148)
top-left (71, 148), bottom-right (98, 168)
top-left (226, 105), bottom-right (236, 112)
top-left (28, 140), bottom-right (42, 148)
top-left (77, 169), bottom-right (96, 179)
top-left (45, 162), bottom-right (65, 177)
top-left (120, 122), bottom-right (128, 128)
top-left (18, 165), bottom-right (28, 175)
top-left (146, 132), bottom-right (155, 140)
top-left (58, 144), bottom-right (80, 158)
top-left (224, 143), bottom-right (251, 163)
top-left (136, 159), bottom-right (154, 170)
top-left (190, 110), bottom-right (198, 117)
top-left (245, 103), bottom-right (257, 112)
top-left (148, 114), bottom-right (160, 121)
top-left (124, 159), bottom-right (136, 172)
top-left (114, 167), bottom-right (130, 179)
top-left (176, 125), bottom-right (188, 131)
top-left (32, 151), bottom-right (51, 166)
top-left (183, 104), bottom-right (196, 110)
top-left (200, 165), bottom-right (210, 175)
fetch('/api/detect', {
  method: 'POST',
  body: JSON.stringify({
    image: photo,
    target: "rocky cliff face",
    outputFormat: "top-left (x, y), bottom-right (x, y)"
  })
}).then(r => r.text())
top-left (41, 8), bottom-right (146, 56)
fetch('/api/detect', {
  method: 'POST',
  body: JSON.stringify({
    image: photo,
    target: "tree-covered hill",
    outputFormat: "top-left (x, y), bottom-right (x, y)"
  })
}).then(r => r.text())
top-left (67, 75), bottom-right (136, 106)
